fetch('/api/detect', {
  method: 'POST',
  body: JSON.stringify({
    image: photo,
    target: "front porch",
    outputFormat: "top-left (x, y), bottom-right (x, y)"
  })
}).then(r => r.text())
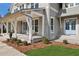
top-left (0, 9), bottom-right (44, 43)
top-left (59, 16), bottom-right (79, 35)
top-left (57, 15), bottom-right (79, 45)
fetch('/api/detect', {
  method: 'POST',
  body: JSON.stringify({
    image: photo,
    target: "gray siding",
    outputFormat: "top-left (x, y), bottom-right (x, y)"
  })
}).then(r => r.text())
top-left (49, 3), bottom-right (60, 40)
top-left (50, 3), bottom-right (59, 11)
top-left (61, 6), bottom-right (79, 17)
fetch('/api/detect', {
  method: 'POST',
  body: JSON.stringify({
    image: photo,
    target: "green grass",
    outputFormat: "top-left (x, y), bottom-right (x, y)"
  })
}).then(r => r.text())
top-left (24, 45), bottom-right (79, 56)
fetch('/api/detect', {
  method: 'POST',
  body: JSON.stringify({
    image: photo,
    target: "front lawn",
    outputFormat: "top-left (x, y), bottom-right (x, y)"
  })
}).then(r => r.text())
top-left (25, 45), bottom-right (79, 56)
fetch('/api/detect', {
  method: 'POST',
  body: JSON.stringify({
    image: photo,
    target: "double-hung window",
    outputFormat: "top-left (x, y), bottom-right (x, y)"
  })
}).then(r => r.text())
top-left (31, 3), bottom-right (34, 8)
top-left (32, 20), bottom-right (38, 32)
top-left (50, 18), bottom-right (53, 32)
top-left (26, 3), bottom-right (31, 8)
top-left (35, 3), bottom-right (39, 8)
top-left (75, 3), bottom-right (79, 6)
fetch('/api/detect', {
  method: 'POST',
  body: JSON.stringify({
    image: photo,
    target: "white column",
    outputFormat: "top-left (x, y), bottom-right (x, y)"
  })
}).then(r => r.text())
top-left (28, 17), bottom-right (32, 43)
top-left (6, 22), bottom-right (8, 34)
top-left (42, 16), bottom-right (45, 36)
top-left (1, 24), bottom-right (3, 34)
top-left (14, 21), bottom-right (17, 38)
top-left (46, 5), bottom-right (50, 39)
top-left (76, 19), bottom-right (79, 36)
top-left (26, 16), bottom-right (32, 43)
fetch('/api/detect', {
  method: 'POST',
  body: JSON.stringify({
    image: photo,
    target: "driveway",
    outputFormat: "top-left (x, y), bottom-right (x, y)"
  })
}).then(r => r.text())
top-left (0, 42), bottom-right (25, 56)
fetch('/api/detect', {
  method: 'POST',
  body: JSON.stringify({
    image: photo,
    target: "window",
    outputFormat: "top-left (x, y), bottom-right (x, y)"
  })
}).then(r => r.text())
top-left (20, 6), bottom-right (22, 10)
top-left (35, 20), bottom-right (38, 32)
top-left (50, 18), bottom-right (53, 32)
top-left (22, 4), bottom-right (24, 9)
top-left (71, 20), bottom-right (76, 30)
top-left (20, 4), bottom-right (24, 10)
top-left (35, 3), bottom-right (39, 8)
top-left (31, 3), bottom-right (34, 8)
top-left (23, 22), bottom-right (27, 30)
top-left (75, 3), bottom-right (79, 6)
top-left (26, 3), bottom-right (31, 8)
top-left (65, 21), bottom-right (69, 30)
top-left (14, 8), bottom-right (18, 13)
top-left (32, 20), bottom-right (38, 32)
top-left (70, 3), bottom-right (74, 7)
top-left (65, 4), bottom-right (68, 8)
top-left (32, 20), bottom-right (34, 30)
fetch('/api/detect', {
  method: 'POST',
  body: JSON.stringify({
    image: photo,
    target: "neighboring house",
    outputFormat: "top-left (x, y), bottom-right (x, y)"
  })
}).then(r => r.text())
top-left (0, 3), bottom-right (79, 43)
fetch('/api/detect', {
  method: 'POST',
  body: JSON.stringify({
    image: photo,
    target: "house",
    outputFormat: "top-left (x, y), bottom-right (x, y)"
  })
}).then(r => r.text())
top-left (0, 3), bottom-right (79, 44)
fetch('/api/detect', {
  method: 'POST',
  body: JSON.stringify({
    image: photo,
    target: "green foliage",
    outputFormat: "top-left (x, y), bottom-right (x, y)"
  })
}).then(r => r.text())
top-left (63, 40), bottom-right (69, 44)
top-left (22, 41), bottom-right (28, 46)
top-left (7, 39), bottom-right (10, 42)
top-left (42, 37), bottom-right (49, 44)
top-left (12, 38), bottom-right (17, 41)
top-left (16, 39), bottom-right (22, 45)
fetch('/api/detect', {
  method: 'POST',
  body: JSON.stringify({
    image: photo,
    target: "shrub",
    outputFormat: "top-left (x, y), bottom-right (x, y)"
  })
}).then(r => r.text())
top-left (7, 39), bottom-right (10, 42)
top-left (42, 37), bottom-right (49, 44)
top-left (12, 38), bottom-right (17, 41)
top-left (63, 40), bottom-right (68, 44)
top-left (16, 39), bottom-right (22, 45)
top-left (22, 41), bottom-right (28, 46)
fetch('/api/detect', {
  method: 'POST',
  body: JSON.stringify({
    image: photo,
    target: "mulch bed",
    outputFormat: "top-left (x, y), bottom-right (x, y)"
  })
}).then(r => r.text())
top-left (2, 41), bottom-right (79, 53)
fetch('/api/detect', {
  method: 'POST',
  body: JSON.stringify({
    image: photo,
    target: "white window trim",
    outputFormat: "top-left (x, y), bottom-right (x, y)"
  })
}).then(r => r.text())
top-left (50, 17), bottom-right (54, 33)
top-left (31, 3), bottom-right (39, 9)
top-left (64, 17), bottom-right (77, 33)
top-left (64, 3), bottom-right (79, 9)
top-left (32, 19), bottom-right (39, 33)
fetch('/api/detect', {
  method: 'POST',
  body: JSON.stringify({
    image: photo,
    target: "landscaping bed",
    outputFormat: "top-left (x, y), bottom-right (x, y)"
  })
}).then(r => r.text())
top-left (3, 39), bottom-right (79, 53)
top-left (2, 34), bottom-right (79, 56)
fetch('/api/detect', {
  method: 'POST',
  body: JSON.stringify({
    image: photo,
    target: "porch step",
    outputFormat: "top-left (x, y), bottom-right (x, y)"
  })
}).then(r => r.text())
top-left (55, 35), bottom-right (79, 45)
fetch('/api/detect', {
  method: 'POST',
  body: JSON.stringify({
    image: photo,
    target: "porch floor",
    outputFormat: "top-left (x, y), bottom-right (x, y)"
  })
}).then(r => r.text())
top-left (0, 33), bottom-right (42, 43)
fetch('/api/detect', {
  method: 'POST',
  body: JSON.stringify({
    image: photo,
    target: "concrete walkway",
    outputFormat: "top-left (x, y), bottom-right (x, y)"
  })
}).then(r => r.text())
top-left (0, 42), bottom-right (25, 56)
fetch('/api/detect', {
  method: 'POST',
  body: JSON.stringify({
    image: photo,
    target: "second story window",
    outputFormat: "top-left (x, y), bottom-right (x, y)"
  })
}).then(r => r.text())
top-left (20, 4), bottom-right (24, 10)
top-left (70, 3), bottom-right (74, 7)
top-left (75, 3), bottom-right (79, 6)
top-left (25, 3), bottom-right (39, 9)
top-left (20, 6), bottom-right (22, 10)
top-left (26, 3), bottom-right (31, 8)
top-left (22, 4), bottom-right (24, 9)
top-left (35, 3), bottom-right (39, 8)
top-left (31, 3), bottom-right (34, 8)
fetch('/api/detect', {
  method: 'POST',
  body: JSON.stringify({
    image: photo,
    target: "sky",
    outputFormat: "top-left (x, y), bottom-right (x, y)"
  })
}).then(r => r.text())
top-left (0, 3), bottom-right (11, 17)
